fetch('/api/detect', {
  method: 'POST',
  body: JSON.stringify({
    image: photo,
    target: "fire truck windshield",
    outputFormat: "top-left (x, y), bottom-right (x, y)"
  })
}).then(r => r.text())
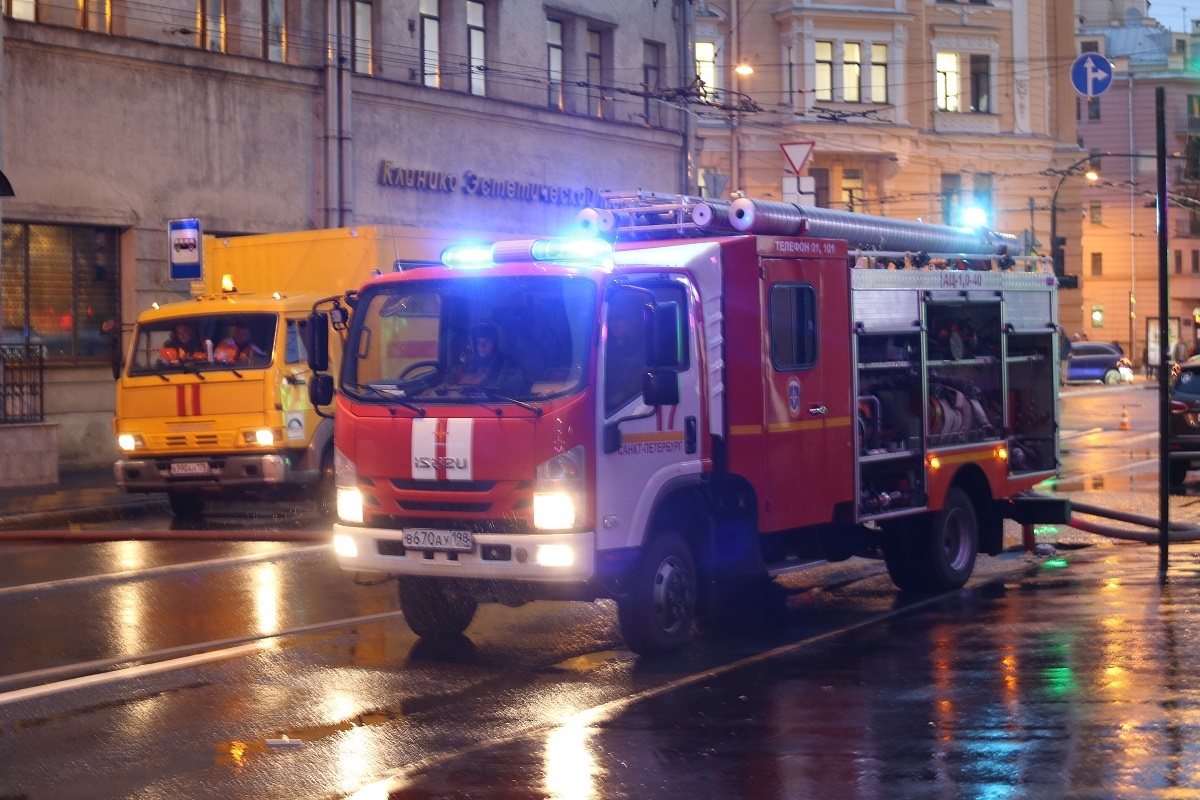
top-left (343, 275), bottom-right (596, 403)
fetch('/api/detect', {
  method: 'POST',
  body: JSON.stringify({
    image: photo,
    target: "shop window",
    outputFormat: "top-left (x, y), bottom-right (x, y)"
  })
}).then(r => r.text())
top-left (1, 223), bottom-right (121, 360)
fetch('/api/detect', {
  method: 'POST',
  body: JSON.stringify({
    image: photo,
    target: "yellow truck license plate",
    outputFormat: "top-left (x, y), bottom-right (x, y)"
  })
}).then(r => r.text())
top-left (170, 462), bottom-right (211, 477)
top-left (403, 528), bottom-right (473, 552)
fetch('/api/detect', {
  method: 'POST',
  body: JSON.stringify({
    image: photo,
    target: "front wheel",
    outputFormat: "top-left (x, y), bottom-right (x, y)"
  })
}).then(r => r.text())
top-left (1103, 369), bottom-right (1121, 385)
top-left (617, 531), bottom-right (697, 656)
top-left (882, 487), bottom-right (978, 593)
top-left (397, 577), bottom-right (478, 641)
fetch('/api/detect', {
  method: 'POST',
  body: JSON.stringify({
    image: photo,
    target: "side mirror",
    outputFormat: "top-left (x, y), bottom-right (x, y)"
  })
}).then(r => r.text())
top-left (309, 373), bottom-right (334, 407)
top-left (642, 371), bottom-right (679, 407)
top-left (647, 301), bottom-right (681, 369)
top-left (102, 319), bottom-right (123, 380)
top-left (307, 312), bottom-right (329, 372)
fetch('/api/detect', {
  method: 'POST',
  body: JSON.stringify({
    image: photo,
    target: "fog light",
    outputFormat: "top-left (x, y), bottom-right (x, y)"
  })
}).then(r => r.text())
top-left (333, 534), bottom-right (358, 558)
top-left (536, 544), bottom-right (574, 567)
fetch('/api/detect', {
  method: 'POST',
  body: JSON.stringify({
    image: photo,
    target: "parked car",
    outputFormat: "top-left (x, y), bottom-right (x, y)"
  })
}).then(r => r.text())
top-left (1065, 342), bottom-right (1134, 384)
top-left (1169, 361), bottom-right (1200, 489)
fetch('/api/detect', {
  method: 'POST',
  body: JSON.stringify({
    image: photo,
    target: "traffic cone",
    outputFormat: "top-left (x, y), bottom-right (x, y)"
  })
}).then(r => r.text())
top-left (1119, 405), bottom-right (1131, 431)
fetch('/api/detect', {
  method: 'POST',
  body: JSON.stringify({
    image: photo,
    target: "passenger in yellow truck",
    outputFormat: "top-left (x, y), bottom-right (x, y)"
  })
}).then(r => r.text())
top-left (159, 322), bottom-right (204, 364)
top-left (214, 322), bottom-right (267, 364)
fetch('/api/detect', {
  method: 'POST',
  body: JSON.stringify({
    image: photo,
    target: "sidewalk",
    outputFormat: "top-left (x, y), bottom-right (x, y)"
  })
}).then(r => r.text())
top-left (0, 468), bottom-right (165, 531)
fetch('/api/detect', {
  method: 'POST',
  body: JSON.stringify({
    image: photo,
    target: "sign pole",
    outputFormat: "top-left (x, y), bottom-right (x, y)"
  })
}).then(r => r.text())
top-left (1156, 87), bottom-right (1170, 582)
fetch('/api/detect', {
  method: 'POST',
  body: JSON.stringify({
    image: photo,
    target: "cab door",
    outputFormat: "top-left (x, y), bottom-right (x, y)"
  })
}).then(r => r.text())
top-left (760, 257), bottom-right (853, 530)
top-left (594, 280), bottom-right (703, 551)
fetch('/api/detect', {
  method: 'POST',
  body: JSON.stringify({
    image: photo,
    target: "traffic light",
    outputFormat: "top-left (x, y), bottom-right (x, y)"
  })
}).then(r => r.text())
top-left (1051, 236), bottom-right (1066, 277)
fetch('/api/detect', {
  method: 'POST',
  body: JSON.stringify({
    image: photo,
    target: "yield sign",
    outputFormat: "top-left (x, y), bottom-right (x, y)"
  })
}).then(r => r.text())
top-left (780, 141), bottom-right (815, 174)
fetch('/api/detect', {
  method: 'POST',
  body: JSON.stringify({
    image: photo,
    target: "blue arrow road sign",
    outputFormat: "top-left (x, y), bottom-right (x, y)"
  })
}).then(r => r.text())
top-left (1071, 53), bottom-right (1113, 98)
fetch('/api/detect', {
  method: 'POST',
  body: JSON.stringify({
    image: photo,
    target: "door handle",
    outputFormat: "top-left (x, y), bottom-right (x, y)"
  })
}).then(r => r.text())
top-left (808, 405), bottom-right (828, 416)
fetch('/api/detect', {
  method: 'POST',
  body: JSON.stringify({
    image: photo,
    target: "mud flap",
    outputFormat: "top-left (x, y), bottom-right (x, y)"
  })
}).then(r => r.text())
top-left (997, 495), bottom-right (1071, 525)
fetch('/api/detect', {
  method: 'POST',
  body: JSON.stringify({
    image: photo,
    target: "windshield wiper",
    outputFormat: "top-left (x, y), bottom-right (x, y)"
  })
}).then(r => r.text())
top-left (351, 381), bottom-right (426, 416)
top-left (462, 386), bottom-right (544, 415)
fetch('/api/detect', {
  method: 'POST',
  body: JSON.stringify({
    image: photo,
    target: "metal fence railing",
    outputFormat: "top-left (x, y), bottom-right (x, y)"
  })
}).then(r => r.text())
top-left (0, 345), bottom-right (44, 424)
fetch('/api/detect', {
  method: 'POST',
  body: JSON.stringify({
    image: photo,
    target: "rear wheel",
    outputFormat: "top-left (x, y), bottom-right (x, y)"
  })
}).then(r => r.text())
top-left (167, 492), bottom-right (204, 518)
top-left (397, 577), bottom-right (478, 641)
top-left (882, 487), bottom-right (978, 592)
top-left (1103, 368), bottom-right (1121, 385)
top-left (617, 531), bottom-right (697, 656)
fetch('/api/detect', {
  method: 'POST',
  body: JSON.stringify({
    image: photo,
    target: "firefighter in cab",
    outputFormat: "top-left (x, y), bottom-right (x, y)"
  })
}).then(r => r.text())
top-left (214, 320), bottom-right (266, 364)
top-left (159, 322), bottom-right (204, 363)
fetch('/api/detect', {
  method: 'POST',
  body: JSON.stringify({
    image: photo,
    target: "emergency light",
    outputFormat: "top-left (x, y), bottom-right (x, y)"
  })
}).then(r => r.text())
top-left (441, 237), bottom-right (613, 269)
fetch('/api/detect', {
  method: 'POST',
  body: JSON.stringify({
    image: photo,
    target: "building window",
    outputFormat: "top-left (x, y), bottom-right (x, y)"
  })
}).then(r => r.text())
top-left (696, 40), bottom-right (717, 101)
top-left (1, 223), bottom-right (121, 360)
top-left (466, 0), bottom-right (485, 96)
top-left (936, 52), bottom-right (959, 111)
top-left (6, 0), bottom-right (35, 21)
top-left (1087, 96), bottom-right (1100, 121)
top-left (1090, 202), bottom-right (1102, 224)
top-left (969, 54), bottom-right (989, 112)
top-left (643, 41), bottom-right (664, 126)
top-left (353, 1), bottom-right (372, 74)
top-left (1081, 40), bottom-right (1100, 53)
top-left (547, 19), bottom-right (563, 110)
top-left (587, 29), bottom-right (604, 118)
top-left (1090, 253), bottom-right (1103, 277)
top-left (815, 40), bottom-right (833, 101)
top-left (263, 0), bottom-right (285, 62)
top-left (769, 284), bottom-right (818, 370)
top-left (843, 42), bottom-right (862, 102)
top-left (1193, 250), bottom-right (1199, 274)
top-left (842, 170), bottom-right (863, 212)
top-left (82, 0), bottom-right (110, 33)
top-left (972, 173), bottom-right (993, 225)
top-left (421, 0), bottom-right (440, 88)
top-left (870, 44), bottom-right (888, 103)
top-left (941, 173), bottom-right (962, 224)
top-left (1175, 249), bottom-right (1183, 275)
top-left (201, 0), bottom-right (225, 53)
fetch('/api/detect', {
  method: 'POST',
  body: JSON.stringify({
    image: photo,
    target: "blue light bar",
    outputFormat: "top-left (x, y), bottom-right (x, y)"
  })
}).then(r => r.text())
top-left (440, 243), bottom-right (496, 269)
top-left (442, 237), bottom-right (614, 269)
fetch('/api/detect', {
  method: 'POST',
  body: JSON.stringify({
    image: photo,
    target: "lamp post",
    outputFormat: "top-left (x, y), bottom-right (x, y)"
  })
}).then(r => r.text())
top-left (1048, 155), bottom-right (1099, 292)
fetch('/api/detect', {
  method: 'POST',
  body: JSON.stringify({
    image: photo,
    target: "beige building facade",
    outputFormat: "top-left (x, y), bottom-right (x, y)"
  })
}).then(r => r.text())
top-left (2, 1), bottom-right (692, 470)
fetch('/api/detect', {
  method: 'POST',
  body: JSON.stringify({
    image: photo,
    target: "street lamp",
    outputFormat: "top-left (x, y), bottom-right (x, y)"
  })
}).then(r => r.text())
top-left (1048, 155), bottom-right (1099, 290)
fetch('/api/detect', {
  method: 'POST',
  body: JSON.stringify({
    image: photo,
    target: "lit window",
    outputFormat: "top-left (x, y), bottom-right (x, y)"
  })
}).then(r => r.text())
top-left (843, 42), bottom-right (861, 102)
top-left (696, 41), bottom-right (717, 100)
top-left (870, 44), bottom-right (888, 103)
top-left (1, 223), bottom-right (121, 360)
top-left (815, 40), bottom-right (833, 101)
top-left (7, 0), bottom-right (35, 21)
top-left (201, 0), bottom-right (225, 53)
top-left (936, 52), bottom-right (959, 111)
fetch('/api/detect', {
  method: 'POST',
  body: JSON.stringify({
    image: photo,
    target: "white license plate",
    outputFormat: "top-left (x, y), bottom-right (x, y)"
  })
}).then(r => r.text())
top-left (170, 461), bottom-right (210, 477)
top-left (403, 528), bottom-right (474, 552)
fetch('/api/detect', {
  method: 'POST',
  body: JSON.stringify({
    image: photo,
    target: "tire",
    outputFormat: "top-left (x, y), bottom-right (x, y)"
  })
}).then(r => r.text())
top-left (1103, 369), bottom-right (1121, 385)
top-left (167, 492), bottom-right (204, 518)
top-left (617, 531), bottom-right (697, 656)
top-left (397, 577), bottom-right (478, 641)
top-left (883, 487), bottom-right (978, 593)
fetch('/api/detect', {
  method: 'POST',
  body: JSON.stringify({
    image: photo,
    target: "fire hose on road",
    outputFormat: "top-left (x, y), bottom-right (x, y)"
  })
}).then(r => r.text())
top-left (1060, 497), bottom-right (1200, 544)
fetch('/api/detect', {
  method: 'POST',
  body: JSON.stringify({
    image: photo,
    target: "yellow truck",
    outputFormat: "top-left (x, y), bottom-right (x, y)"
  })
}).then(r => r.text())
top-left (112, 225), bottom-right (480, 517)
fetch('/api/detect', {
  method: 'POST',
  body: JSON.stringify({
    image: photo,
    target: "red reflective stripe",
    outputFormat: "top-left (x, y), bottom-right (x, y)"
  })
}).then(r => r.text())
top-left (435, 418), bottom-right (449, 481)
top-left (176, 385), bottom-right (186, 416)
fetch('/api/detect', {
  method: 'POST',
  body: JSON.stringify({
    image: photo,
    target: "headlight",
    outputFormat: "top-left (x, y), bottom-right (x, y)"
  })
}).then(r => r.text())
top-left (533, 445), bottom-right (585, 530)
top-left (334, 447), bottom-right (363, 523)
top-left (243, 428), bottom-right (279, 446)
top-left (117, 434), bottom-right (143, 452)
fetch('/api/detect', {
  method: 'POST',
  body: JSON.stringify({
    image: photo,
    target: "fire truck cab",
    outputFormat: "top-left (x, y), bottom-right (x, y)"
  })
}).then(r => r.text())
top-left (313, 192), bottom-right (1068, 655)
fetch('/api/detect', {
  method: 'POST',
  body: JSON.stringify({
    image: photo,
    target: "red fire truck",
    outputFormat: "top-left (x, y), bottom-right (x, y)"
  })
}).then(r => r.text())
top-left (308, 191), bottom-right (1068, 655)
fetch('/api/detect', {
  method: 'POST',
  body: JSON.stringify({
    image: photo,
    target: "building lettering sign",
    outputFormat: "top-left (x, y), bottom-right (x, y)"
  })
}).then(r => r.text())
top-left (378, 161), bottom-right (601, 207)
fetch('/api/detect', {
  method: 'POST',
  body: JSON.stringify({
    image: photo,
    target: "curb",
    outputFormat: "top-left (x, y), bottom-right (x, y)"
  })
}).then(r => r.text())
top-left (0, 498), bottom-right (169, 532)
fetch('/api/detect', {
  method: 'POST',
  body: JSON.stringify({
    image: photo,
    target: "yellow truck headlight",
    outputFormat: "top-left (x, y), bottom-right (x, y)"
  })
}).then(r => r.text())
top-left (117, 434), bottom-right (144, 452)
top-left (243, 428), bottom-right (281, 445)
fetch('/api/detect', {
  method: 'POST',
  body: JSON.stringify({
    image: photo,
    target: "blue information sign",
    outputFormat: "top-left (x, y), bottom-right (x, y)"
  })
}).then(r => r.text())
top-left (1070, 53), bottom-right (1113, 98)
top-left (168, 218), bottom-right (203, 281)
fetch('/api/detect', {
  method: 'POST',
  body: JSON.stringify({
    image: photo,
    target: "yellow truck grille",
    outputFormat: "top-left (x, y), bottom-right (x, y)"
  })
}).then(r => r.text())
top-left (152, 432), bottom-right (234, 449)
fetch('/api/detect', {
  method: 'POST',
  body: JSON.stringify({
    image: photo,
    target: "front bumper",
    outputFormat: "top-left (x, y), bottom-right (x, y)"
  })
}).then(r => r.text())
top-left (114, 453), bottom-right (313, 493)
top-left (331, 523), bottom-right (597, 583)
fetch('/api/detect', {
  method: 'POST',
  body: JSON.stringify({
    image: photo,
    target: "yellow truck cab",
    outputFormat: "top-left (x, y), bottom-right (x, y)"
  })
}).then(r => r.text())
top-left (113, 225), bottom-right (478, 517)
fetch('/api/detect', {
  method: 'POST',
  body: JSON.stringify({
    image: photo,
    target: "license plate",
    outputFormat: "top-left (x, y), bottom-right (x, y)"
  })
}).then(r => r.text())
top-left (170, 461), bottom-right (210, 477)
top-left (402, 528), bottom-right (474, 552)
